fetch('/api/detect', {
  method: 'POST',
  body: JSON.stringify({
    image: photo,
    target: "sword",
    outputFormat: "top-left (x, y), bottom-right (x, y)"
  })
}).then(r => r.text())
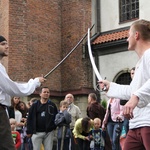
top-left (87, 28), bottom-right (107, 91)
top-left (44, 24), bottom-right (95, 78)
top-left (87, 28), bottom-right (102, 81)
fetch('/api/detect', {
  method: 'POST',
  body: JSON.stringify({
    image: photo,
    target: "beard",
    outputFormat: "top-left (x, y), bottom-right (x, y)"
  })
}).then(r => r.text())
top-left (0, 52), bottom-right (8, 57)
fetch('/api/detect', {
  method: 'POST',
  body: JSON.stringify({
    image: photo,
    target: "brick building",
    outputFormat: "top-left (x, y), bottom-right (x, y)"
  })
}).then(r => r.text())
top-left (0, 0), bottom-right (95, 116)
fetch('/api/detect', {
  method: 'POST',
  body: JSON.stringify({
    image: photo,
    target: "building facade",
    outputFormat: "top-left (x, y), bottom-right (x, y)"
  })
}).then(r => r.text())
top-left (91, 0), bottom-right (150, 100)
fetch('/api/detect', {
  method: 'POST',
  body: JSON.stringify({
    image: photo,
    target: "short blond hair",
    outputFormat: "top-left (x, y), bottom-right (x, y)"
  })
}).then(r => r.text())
top-left (94, 118), bottom-right (101, 124)
top-left (9, 118), bottom-right (16, 125)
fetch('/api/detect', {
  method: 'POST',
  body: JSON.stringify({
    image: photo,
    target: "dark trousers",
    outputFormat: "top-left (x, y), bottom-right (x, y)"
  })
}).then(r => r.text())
top-left (76, 138), bottom-right (90, 150)
top-left (124, 127), bottom-right (150, 150)
top-left (104, 130), bottom-right (112, 150)
top-left (70, 129), bottom-right (78, 150)
top-left (0, 106), bottom-right (15, 150)
top-left (58, 138), bottom-right (70, 150)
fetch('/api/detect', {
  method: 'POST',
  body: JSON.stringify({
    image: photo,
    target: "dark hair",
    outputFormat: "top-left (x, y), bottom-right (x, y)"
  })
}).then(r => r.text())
top-left (82, 117), bottom-right (91, 132)
top-left (11, 97), bottom-right (20, 108)
top-left (39, 86), bottom-right (49, 93)
top-left (89, 93), bottom-right (97, 101)
top-left (131, 67), bottom-right (135, 71)
top-left (30, 97), bottom-right (38, 103)
top-left (16, 101), bottom-right (29, 118)
top-left (0, 36), bottom-right (6, 42)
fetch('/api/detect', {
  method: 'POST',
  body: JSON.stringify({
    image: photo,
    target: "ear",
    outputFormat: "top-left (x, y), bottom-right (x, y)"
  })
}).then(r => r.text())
top-left (135, 31), bottom-right (140, 40)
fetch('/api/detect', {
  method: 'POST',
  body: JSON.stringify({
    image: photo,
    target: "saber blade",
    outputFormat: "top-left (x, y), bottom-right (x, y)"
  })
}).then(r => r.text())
top-left (44, 25), bottom-right (95, 78)
top-left (87, 28), bottom-right (102, 81)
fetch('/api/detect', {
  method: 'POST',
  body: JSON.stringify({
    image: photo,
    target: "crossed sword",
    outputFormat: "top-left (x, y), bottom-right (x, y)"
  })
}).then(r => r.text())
top-left (44, 26), bottom-right (103, 150)
top-left (44, 25), bottom-right (102, 81)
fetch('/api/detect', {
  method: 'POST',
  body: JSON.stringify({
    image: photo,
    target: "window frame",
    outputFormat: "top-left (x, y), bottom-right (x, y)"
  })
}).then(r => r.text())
top-left (113, 69), bottom-right (131, 85)
top-left (119, 0), bottom-right (139, 23)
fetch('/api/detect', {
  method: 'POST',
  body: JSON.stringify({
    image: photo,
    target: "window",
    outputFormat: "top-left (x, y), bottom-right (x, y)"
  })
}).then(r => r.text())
top-left (115, 72), bottom-right (131, 85)
top-left (119, 0), bottom-right (139, 23)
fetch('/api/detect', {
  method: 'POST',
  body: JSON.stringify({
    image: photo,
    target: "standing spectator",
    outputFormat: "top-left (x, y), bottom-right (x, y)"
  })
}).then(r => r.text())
top-left (27, 97), bottom-right (38, 108)
top-left (17, 101), bottom-right (29, 150)
top-left (55, 100), bottom-right (72, 150)
top-left (9, 97), bottom-right (24, 134)
top-left (26, 98), bottom-right (39, 150)
top-left (102, 98), bottom-right (124, 150)
top-left (73, 117), bottom-right (93, 150)
top-left (88, 118), bottom-right (105, 150)
top-left (87, 93), bottom-right (112, 150)
top-left (87, 93), bottom-right (106, 122)
top-left (10, 118), bottom-right (21, 150)
top-left (130, 67), bottom-right (135, 80)
top-left (65, 93), bottom-right (82, 150)
top-left (121, 67), bottom-right (135, 135)
top-left (0, 35), bottom-right (45, 150)
top-left (17, 101), bottom-right (29, 118)
top-left (27, 87), bottom-right (58, 150)
top-left (120, 67), bottom-right (135, 150)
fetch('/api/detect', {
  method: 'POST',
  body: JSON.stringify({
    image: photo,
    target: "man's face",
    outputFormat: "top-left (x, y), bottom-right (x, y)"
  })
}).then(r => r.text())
top-left (0, 41), bottom-right (9, 57)
top-left (127, 26), bottom-right (136, 51)
top-left (40, 88), bottom-right (50, 99)
top-left (65, 94), bottom-right (73, 105)
top-left (88, 95), bottom-right (92, 104)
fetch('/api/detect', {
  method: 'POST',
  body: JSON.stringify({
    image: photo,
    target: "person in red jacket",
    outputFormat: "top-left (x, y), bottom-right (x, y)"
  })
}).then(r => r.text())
top-left (10, 118), bottom-right (21, 150)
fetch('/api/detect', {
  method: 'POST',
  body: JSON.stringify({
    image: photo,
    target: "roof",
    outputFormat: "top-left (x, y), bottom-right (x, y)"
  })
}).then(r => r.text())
top-left (92, 29), bottom-right (129, 45)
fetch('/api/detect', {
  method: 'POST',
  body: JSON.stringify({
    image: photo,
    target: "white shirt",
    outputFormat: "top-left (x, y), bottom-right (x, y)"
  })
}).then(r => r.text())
top-left (107, 48), bottom-right (150, 129)
top-left (15, 110), bottom-right (22, 130)
top-left (0, 63), bottom-right (41, 106)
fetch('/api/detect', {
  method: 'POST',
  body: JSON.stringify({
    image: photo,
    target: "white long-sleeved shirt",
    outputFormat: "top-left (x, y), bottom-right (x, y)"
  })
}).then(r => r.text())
top-left (0, 63), bottom-right (41, 106)
top-left (107, 48), bottom-right (150, 129)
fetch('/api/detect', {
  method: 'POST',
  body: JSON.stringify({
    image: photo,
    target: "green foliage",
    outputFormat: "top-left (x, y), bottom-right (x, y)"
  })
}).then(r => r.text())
top-left (100, 99), bottom-right (107, 109)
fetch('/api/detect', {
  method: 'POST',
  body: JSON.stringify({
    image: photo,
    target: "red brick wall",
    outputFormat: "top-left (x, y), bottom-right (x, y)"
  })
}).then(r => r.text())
top-left (8, 0), bottom-right (62, 92)
top-left (61, 0), bottom-right (93, 92)
top-left (0, 0), bottom-right (94, 97)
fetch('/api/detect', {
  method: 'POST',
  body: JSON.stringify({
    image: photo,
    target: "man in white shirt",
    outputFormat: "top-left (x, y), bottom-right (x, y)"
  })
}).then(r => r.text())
top-left (99, 19), bottom-right (150, 150)
top-left (0, 35), bottom-right (46, 150)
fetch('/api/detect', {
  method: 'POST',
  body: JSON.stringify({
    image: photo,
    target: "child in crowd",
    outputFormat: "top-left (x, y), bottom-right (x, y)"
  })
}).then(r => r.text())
top-left (55, 100), bottom-right (72, 150)
top-left (89, 118), bottom-right (105, 150)
top-left (10, 118), bottom-right (21, 150)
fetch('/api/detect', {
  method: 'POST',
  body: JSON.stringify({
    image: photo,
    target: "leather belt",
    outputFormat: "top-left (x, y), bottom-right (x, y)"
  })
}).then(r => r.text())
top-left (0, 103), bottom-right (6, 109)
